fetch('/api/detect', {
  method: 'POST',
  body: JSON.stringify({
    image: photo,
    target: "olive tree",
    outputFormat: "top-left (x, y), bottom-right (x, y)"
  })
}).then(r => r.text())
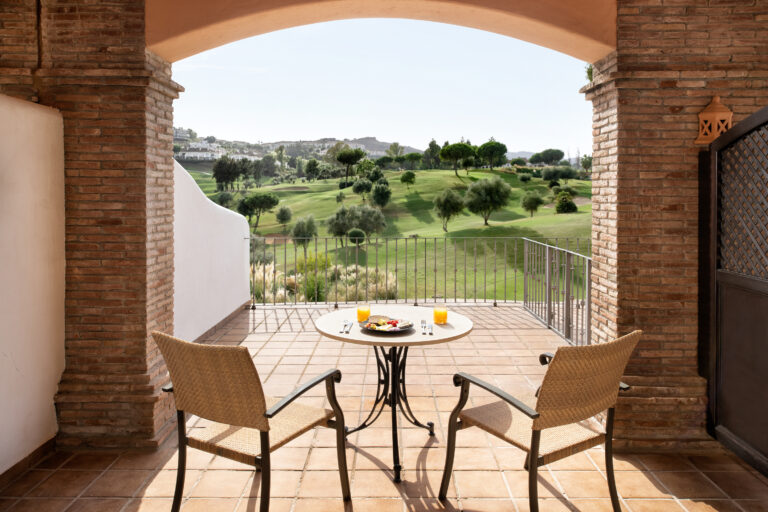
top-left (371, 182), bottom-right (392, 208)
top-left (352, 178), bottom-right (372, 200)
top-left (521, 192), bottom-right (544, 217)
top-left (400, 170), bottom-right (416, 190)
top-left (276, 205), bottom-right (292, 233)
top-left (291, 215), bottom-right (318, 259)
top-left (464, 176), bottom-right (512, 226)
top-left (433, 189), bottom-right (465, 232)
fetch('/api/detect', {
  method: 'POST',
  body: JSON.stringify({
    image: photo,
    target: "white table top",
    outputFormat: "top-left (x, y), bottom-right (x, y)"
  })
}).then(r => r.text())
top-left (314, 305), bottom-right (473, 347)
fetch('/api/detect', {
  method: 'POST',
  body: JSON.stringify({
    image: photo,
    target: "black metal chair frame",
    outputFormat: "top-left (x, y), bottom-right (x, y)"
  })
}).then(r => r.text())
top-left (165, 369), bottom-right (350, 512)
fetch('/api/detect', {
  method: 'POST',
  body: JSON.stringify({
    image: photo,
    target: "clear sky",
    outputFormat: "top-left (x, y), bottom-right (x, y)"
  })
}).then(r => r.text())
top-left (173, 19), bottom-right (593, 156)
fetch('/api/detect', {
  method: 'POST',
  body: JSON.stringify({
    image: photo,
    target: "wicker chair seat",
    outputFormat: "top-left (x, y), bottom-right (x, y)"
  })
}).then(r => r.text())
top-left (460, 398), bottom-right (605, 466)
top-left (187, 399), bottom-right (334, 464)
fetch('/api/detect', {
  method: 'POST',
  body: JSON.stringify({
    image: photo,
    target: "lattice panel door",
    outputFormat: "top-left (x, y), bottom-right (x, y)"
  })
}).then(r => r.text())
top-left (718, 124), bottom-right (768, 279)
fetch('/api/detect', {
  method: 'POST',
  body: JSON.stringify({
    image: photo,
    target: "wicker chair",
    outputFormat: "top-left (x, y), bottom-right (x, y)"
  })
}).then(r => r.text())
top-left (152, 331), bottom-right (351, 512)
top-left (439, 330), bottom-right (642, 512)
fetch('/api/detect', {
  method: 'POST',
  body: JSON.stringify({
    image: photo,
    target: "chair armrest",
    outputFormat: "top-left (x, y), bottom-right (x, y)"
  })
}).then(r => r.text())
top-left (538, 353), bottom-right (555, 365)
top-left (619, 381), bottom-right (630, 391)
top-left (454, 372), bottom-right (539, 419)
top-left (265, 369), bottom-right (342, 419)
top-left (162, 382), bottom-right (173, 393)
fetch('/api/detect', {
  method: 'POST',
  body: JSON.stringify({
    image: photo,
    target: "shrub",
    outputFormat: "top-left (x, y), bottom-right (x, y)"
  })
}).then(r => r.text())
top-left (548, 180), bottom-right (560, 189)
top-left (348, 228), bottom-right (366, 246)
top-left (214, 191), bottom-right (233, 207)
top-left (296, 252), bottom-right (332, 274)
top-left (366, 168), bottom-right (384, 183)
top-left (552, 185), bottom-right (577, 197)
top-left (302, 273), bottom-right (325, 302)
top-left (371, 182), bottom-right (392, 208)
top-left (339, 180), bottom-right (354, 189)
top-left (555, 192), bottom-right (578, 214)
top-left (376, 177), bottom-right (389, 186)
top-left (531, 169), bottom-right (542, 178)
top-left (352, 178), bottom-right (372, 198)
top-left (519, 173), bottom-right (532, 183)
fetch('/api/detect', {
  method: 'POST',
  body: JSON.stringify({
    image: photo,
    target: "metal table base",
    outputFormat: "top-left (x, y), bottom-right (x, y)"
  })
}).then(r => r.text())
top-left (345, 345), bottom-right (434, 482)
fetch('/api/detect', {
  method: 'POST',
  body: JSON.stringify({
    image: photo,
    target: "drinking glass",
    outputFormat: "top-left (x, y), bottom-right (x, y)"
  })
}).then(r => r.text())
top-left (433, 304), bottom-right (448, 325)
top-left (357, 304), bottom-right (371, 322)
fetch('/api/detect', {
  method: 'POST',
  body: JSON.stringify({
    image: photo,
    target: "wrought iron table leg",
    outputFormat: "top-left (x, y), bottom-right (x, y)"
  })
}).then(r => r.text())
top-left (396, 347), bottom-right (435, 436)
top-left (390, 347), bottom-right (402, 482)
top-left (344, 346), bottom-right (389, 436)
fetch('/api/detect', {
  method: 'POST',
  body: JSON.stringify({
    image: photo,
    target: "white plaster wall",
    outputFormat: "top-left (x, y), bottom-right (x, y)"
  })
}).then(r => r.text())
top-left (0, 94), bottom-right (65, 474)
top-left (174, 161), bottom-right (250, 341)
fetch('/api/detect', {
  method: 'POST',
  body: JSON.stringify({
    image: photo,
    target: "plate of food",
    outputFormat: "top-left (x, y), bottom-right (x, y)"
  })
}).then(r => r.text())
top-left (361, 315), bottom-right (414, 333)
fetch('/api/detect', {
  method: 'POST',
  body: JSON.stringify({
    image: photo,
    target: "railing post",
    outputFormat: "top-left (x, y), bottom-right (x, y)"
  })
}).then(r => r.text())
top-left (585, 258), bottom-right (592, 345)
top-left (523, 239), bottom-right (529, 307)
top-left (545, 246), bottom-right (552, 328)
top-left (564, 252), bottom-right (573, 341)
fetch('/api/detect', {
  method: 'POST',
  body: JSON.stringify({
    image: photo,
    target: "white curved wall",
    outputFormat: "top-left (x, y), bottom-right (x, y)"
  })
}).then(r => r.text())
top-left (174, 161), bottom-right (250, 341)
top-left (0, 94), bottom-right (65, 474)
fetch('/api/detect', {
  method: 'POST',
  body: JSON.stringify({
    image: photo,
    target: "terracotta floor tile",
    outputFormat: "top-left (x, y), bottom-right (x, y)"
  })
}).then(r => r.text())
top-left (0, 471), bottom-right (53, 497)
top-left (245, 471), bottom-right (303, 498)
top-left (6, 498), bottom-right (73, 512)
top-left (306, 447), bottom-right (351, 470)
top-left (454, 471), bottom-right (510, 498)
top-left (83, 470), bottom-right (154, 497)
top-left (270, 447), bottom-right (311, 470)
top-left (452, 448), bottom-right (498, 471)
top-left (189, 470), bottom-right (251, 498)
top-left (122, 498), bottom-right (173, 511)
top-left (403, 497), bottom-right (459, 511)
top-left (611, 471), bottom-right (671, 498)
top-left (704, 471), bottom-right (768, 500)
top-left (181, 497), bottom-right (239, 511)
top-left (688, 455), bottom-right (746, 472)
top-left (352, 471), bottom-right (401, 498)
top-left (112, 450), bottom-right (175, 470)
top-left (652, 471), bottom-right (726, 499)
top-left (235, 497), bottom-right (293, 512)
top-left (459, 498), bottom-right (518, 511)
top-left (160, 449), bottom-right (214, 470)
top-left (34, 453), bottom-right (73, 471)
top-left (634, 455), bottom-right (695, 472)
top-left (734, 500), bottom-right (768, 512)
top-left (353, 448), bottom-right (397, 471)
top-left (27, 471), bottom-right (101, 498)
top-left (138, 469), bottom-right (202, 498)
top-left (351, 498), bottom-right (403, 512)
top-left (292, 498), bottom-right (347, 512)
top-left (62, 453), bottom-right (118, 471)
top-left (680, 500), bottom-right (743, 512)
top-left (0, 499), bottom-right (13, 512)
top-left (401, 471), bottom-right (455, 499)
top-left (64, 498), bottom-right (129, 511)
top-left (623, 499), bottom-right (684, 511)
top-left (587, 451), bottom-right (642, 472)
top-left (504, 470), bottom-right (560, 499)
top-left (513, 498), bottom-right (621, 512)
top-left (299, 471), bottom-right (344, 498)
top-left (493, 447), bottom-right (528, 471)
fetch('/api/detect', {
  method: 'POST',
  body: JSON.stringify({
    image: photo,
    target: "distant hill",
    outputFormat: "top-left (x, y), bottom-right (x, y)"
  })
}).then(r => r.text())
top-left (506, 150), bottom-right (534, 160)
top-left (262, 136), bottom-right (421, 157)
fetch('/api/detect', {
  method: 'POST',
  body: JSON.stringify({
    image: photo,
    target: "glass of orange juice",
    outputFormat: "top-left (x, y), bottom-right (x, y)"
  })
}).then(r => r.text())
top-left (357, 304), bottom-right (371, 322)
top-left (433, 304), bottom-right (448, 325)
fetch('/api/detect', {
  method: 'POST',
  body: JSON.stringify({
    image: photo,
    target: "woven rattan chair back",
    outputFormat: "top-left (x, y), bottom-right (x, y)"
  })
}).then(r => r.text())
top-left (152, 331), bottom-right (269, 431)
top-left (533, 330), bottom-right (641, 430)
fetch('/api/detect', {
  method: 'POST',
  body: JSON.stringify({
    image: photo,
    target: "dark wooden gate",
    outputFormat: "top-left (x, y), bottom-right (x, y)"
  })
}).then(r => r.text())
top-left (705, 105), bottom-right (768, 474)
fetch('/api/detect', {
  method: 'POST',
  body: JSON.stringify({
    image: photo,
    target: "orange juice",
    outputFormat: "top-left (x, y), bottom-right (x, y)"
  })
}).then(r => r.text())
top-left (433, 306), bottom-right (448, 325)
top-left (357, 305), bottom-right (370, 322)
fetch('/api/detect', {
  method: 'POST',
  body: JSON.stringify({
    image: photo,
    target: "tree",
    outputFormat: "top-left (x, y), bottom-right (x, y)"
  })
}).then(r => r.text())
top-left (335, 191), bottom-right (345, 204)
top-left (240, 192), bottom-right (279, 231)
top-left (212, 156), bottom-right (239, 191)
top-left (519, 173), bottom-right (532, 183)
top-left (477, 139), bottom-right (508, 170)
top-left (352, 178), bottom-right (372, 200)
top-left (260, 154), bottom-right (277, 176)
top-left (275, 145), bottom-right (286, 172)
top-left (422, 139), bottom-right (442, 169)
top-left (356, 158), bottom-right (377, 177)
top-left (464, 176), bottom-right (512, 226)
top-left (305, 158), bottom-right (320, 181)
top-left (366, 167), bottom-right (384, 183)
top-left (324, 141), bottom-right (351, 164)
top-left (461, 155), bottom-right (475, 174)
top-left (394, 155), bottom-right (406, 168)
top-left (375, 155), bottom-right (393, 169)
top-left (555, 192), bottom-right (578, 213)
top-left (215, 191), bottom-right (233, 207)
top-left (404, 152), bottom-right (422, 170)
top-left (326, 206), bottom-right (355, 245)
top-left (386, 142), bottom-right (404, 158)
top-left (581, 155), bottom-right (593, 171)
top-left (371, 182), bottom-right (392, 208)
top-left (251, 160), bottom-right (263, 187)
top-left (529, 148), bottom-right (564, 166)
top-left (276, 205), bottom-right (292, 233)
top-left (440, 143), bottom-right (475, 177)
top-left (349, 204), bottom-right (386, 239)
top-left (509, 157), bottom-right (527, 166)
top-left (348, 228), bottom-right (365, 246)
top-left (521, 192), bottom-right (544, 217)
top-left (336, 148), bottom-right (366, 182)
top-left (400, 170), bottom-right (416, 190)
top-left (205, 135), bottom-right (216, 143)
top-left (433, 189), bottom-right (465, 232)
top-left (291, 215), bottom-right (318, 258)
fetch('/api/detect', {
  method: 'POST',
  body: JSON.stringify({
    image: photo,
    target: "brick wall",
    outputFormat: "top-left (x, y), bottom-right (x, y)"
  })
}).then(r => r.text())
top-left (1, 0), bottom-right (180, 448)
top-left (587, 0), bottom-right (768, 451)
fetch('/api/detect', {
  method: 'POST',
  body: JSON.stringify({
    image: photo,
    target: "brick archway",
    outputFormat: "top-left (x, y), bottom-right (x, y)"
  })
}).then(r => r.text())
top-left (2, 0), bottom-right (767, 451)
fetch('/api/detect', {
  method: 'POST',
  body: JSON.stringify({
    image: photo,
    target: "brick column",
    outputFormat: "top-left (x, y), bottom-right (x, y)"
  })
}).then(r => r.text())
top-left (1, 1), bottom-right (181, 448)
top-left (586, 0), bottom-right (768, 451)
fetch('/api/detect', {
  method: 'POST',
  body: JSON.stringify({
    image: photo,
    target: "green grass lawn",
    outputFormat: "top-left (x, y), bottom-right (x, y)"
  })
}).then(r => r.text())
top-left (186, 166), bottom-right (592, 241)
top-left (180, 165), bottom-right (593, 303)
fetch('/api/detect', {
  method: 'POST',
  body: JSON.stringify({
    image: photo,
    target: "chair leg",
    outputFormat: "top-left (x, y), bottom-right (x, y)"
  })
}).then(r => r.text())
top-left (438, 416), bottom-right (459, 500)
top-left (335, 420), bottom-right (351, 501)
top-left (260, 432), bottom-right (270, 512)
top-left (528, 430), bottom-right (541, 512)
top-left (171, 410), bottom-right (186, 512)
top-left (605, 408), bottom-right (621, 512)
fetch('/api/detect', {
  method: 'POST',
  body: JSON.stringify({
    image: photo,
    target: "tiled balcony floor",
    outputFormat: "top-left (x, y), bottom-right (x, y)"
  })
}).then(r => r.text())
top-left (2, 305), bottom-right (767, 512)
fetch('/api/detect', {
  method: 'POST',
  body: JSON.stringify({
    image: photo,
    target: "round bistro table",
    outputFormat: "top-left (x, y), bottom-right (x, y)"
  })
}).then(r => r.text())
top-left (314, 305), bottom-right (473, 482)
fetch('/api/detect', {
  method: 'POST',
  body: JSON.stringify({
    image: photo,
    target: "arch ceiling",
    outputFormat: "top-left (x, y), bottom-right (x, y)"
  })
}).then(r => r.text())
top-left (146, 0), bottom-right (616, 63)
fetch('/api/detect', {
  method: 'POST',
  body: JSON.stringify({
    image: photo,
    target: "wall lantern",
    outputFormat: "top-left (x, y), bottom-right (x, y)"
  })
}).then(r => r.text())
top-left (694, 96), bottom-right (733, 145)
